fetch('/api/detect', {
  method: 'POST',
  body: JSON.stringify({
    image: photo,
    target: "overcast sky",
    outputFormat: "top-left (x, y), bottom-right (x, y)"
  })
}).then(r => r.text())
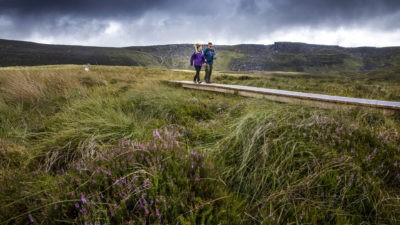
top-left (0, 0), bottom-right (399, 47)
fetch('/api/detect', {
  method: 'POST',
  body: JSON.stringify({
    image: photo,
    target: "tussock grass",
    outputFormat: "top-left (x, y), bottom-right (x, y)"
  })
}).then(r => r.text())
top-left (218, 105), bottom-right (400, 223)
top-left (0, 65), bottom-right (399, 224)
top-left (33, 95), bottom-right (137, 171)
top-left (0, 69), bottom-right (88, 106)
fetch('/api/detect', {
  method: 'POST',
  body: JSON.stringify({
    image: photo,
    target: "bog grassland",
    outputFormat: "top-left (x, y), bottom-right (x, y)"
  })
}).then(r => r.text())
top-left (1, 65), bottom-right (399, 224)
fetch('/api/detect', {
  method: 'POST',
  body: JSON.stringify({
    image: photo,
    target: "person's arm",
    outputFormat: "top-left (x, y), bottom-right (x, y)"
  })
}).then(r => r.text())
top-left (190, 53), bottom-right (194, 66)
top-left (203, 49), bottom-right (208, 64)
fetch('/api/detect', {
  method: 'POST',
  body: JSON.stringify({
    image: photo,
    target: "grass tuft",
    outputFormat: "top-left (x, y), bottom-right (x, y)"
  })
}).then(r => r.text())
top-left (0, 65), bottom-right (399, 224)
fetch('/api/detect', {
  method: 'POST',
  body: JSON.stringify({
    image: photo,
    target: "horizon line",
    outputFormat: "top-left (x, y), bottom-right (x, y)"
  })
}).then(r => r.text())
top-left (1, 37), bottom-right (399, 49)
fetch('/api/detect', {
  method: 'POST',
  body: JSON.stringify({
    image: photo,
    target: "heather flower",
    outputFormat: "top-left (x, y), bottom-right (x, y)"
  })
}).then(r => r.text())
top-left (122, 140), bottom-right (131, 147)
top-left (94, 222), bottom-right (100, 225)
top-left (156, 208), bottom-right (161, 217)
top-left (394, 161), bottom-right (398, 167)
top-left (142, 180), bottom-right (149, 189)
top-left (28, 214), bottom-right (34, 223)
top-left (115, 177), bottom-right (126, 187)
top-left (153, 129), bottom-right (163, 140)
top-left (81, 193), bottom-right (87, 204)
top-left (158, 164), bottom-right (164, 172)
top-left (164, 129), bottom-right (170, 137)
top-left (142, 195), bottom-right (148, 205)
top-left (80, 207), bottom-right (88, 215)
top-left (115, 179), bottom-right (122, 187)
top-left (350, 147), bottom-right (355, 154)
top-left (138, 199), bottom-right (144, 209)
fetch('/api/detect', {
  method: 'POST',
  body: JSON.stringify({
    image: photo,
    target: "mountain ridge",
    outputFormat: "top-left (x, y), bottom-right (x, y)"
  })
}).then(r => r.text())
top-left (1, 38), bottom-right (400, 72)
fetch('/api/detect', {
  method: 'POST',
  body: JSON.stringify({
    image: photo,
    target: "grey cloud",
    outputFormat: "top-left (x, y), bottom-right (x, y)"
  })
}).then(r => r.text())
top-left (234, 0), bottom-right (400, 29)
top-left (0, 0), bottom-right (399, 46)
top-left (0, 0), bottom-right (164, 17)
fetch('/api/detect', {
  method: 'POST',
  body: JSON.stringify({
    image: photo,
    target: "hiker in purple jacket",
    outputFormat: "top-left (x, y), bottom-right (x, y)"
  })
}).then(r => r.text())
top-left (190, 43), bottom-right (206, 84)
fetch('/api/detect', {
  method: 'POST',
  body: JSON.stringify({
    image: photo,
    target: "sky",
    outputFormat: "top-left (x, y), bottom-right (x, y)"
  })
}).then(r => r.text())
top-left (0, 0), bottom-right (400, 47)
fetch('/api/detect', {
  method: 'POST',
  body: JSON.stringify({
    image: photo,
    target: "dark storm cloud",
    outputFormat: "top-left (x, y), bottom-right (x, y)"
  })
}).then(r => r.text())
top-left (234, 0), bottom-right (400, 30)
top-left (0, 0), bottom-right (164, 17)
top-left (0, 0), bottom-right (220, 42)
top-left (0, 0), bottom-right (399, 46)
top-left (0, 0), bottom-right (220, 19)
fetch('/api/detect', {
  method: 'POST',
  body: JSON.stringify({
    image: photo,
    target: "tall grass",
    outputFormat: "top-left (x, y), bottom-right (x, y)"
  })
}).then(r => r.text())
top-left (0, 69), bottom-right (91, 108)
top-left (217, 105), bottom-right (400, 223)
top-left (3, 129), bottom-right (243, 224)
top-left (1, 65), bottom-right (399, 224)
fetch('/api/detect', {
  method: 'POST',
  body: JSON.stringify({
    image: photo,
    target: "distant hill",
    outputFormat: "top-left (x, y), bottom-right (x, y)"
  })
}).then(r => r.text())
top-left (1, 39), bottom-right (400, 72)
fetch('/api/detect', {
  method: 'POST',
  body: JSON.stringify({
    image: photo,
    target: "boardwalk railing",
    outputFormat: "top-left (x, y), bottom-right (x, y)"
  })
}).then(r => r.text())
top-left (172, 81), bottom-right (400, 113)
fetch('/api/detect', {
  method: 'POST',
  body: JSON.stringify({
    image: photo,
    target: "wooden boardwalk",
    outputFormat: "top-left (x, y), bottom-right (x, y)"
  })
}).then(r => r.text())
top-left (173, 81), bottom-right (400, 113)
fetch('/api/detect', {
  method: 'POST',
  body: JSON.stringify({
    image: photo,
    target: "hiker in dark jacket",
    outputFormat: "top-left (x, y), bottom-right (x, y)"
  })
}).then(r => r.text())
top-left (203, 42), bottom-right (216, 83)
top-left (190, 43), bottom-right (206, 84)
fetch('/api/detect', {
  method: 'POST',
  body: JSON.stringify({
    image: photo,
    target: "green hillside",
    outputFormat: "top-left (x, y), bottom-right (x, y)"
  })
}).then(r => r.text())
top-left (0, 39), bottom-right (163, 67)
top-left (2, 39), bottom-right (400, 73)
top-left (1, 65), bottom-right (399, 224)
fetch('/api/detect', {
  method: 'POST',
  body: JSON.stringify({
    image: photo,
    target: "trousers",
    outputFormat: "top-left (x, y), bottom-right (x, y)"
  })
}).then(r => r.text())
top-left (205, 64), bottom-right (213, 83)
top-left (193, 66), bottom-right (202, 82)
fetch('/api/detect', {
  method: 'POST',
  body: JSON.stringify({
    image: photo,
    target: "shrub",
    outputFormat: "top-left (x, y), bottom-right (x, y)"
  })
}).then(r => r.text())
top-left (2, 129), bottom-right (243, 224)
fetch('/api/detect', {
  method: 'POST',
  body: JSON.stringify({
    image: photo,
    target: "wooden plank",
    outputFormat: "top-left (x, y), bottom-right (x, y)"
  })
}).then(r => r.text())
top-left (173, 81), bottom-right (400, 112)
